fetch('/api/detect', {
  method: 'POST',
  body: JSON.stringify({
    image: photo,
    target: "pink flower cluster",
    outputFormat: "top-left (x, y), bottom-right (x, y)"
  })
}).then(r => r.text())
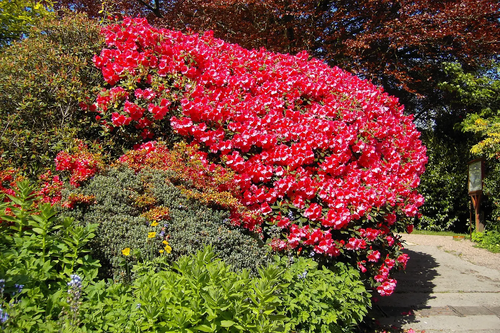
top-left (89, 18), bottom-right (427, 295)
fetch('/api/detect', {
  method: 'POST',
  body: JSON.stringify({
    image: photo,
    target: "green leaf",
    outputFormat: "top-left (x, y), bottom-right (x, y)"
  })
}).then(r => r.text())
top-left (194, 324), bottom-right (215, 332)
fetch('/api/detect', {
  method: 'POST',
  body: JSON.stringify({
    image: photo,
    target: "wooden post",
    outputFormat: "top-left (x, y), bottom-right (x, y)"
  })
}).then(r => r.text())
top-left (470, 192), bottom-right (484, 232)
top-left (468, 158), bottom-right (485, 233)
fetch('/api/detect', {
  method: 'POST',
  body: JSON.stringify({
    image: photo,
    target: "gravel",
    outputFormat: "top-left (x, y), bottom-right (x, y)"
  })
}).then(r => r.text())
top-left (398, 233), bottom-right (500, 272)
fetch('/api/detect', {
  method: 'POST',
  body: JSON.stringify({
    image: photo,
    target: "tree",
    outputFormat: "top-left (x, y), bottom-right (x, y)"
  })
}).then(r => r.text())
top-left (441, 62), bottom-right (500, 159)
top-left (440, 62), bottom-right (500, 224)
top-left (0, 0), bottom-right (54, 46)
top-left (54, 0), bottom-right (500, 120)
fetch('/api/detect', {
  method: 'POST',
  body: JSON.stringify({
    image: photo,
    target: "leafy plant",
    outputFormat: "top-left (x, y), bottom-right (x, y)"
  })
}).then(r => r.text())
top-left (0, 11), bottom-right (105, 178)
top-left (472, 230), bottom-right (500, 253)
top-left (0, 180), bottom-right (100, 332)
top-left (77, 246), bottom-right (286, 332)
top-left (276, 256), bottom-right (370, 333)
top-left (0, 0), bottom-right (54, 46)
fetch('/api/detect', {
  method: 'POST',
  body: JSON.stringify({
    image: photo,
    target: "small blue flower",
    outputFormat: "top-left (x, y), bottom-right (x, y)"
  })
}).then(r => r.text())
top-left (0, 307), bottom-right (8, 323)
top-left (68, 274), bottom-right (83, 289)
top-left (13, 284), bottom-right (23, 295)
top-left (136, 303), bottom-right (141, 309)
top-left (287, 211), bottom-right (294, 220)
top-left (297, 270), bottom-right (308, 280)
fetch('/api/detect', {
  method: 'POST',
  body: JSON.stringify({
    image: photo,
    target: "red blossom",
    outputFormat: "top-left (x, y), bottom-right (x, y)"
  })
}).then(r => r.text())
top-left (87, 17), bottom-right (429, 296)
top-left (377, 278), bottom-right (397, 296)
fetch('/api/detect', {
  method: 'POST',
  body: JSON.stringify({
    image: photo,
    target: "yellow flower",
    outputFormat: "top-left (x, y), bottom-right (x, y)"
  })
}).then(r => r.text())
top-left (162, 240), bottom-right (169, 245)
top-left (151, 221), bottom-right (159, 227)
top-left (122, 248), bottom-right (131, 256)
top-left (148, 232), bottom-right (156, 239)
top-left (164, 245), bottom-right (172, 254)
top-left (159, 249), bottom-right (164, 254)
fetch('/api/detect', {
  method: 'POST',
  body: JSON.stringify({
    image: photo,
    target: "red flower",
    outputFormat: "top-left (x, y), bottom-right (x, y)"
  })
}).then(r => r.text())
top-left (377, 278), bottom-right (397, 296)
top-left (367, 250), bottom-right (381, 262)
top-left (303, 203), bottom-right (322, 221)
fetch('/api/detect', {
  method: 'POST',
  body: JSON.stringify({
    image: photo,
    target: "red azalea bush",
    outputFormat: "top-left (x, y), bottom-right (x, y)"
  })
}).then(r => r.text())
top-left (54, 140), bottom-right (105, 188)
top-left (82, 17), bottom-right (427, 295)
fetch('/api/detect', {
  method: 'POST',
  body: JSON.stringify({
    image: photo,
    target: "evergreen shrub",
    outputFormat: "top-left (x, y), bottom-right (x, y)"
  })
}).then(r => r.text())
top-left (61, 167), bottom-right (270, 280)
top-left (0, 11), bottom-right (104, 177)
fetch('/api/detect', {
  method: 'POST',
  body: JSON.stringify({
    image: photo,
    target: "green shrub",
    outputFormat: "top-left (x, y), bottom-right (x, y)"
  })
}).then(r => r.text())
top-left (0, 181), bottom-right (100, 332)
top-left (276, 256), bottom-right (370, 333)
top-left (71, 246), bottom-right (285, 332)
top-left (483, 160), bottom-right (500, 228)
top-left (0, 11), bottom-right (105, 177)
top-left (472, 230), bottom-right (500, 253)
top-left (61, 167), bottom-right (271, 280)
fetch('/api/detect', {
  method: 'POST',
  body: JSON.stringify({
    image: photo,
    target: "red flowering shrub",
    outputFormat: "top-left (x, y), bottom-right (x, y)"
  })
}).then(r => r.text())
top-left (0, 167), bottom-right (23, 200)
top-left (117, 141), bottom-right (243, 212)
top-left (38, 170), bottom-right (64, 205)
top-left (86, 18), bottom-right (427, 295)
top-left (54, 140), bottom-right (105, 188)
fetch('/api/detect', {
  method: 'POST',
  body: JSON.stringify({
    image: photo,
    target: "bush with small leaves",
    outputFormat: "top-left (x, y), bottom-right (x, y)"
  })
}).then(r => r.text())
top-left (0, 11), bottom-right (104, 177)
top-left (61, 166), bottom-right (271, 280)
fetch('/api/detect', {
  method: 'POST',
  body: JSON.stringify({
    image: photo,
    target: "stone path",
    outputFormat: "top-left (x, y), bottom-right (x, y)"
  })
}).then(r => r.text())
top-left (371, 236), bottom-right (500, 332)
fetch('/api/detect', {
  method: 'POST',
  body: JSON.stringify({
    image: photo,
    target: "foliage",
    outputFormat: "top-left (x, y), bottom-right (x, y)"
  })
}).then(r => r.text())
top-left (416, 116), bottom-right (473, 233)
top-left (276, 256), bottom-right (370, 333)
top-left (441, 62), bottom-right (500, 159)
top-left (0, 180), bottom-right (100, 332)
top-left (83, 17), bottom-right (426, 295)
top-left (55, 0), bottom-right (500, 120)
top-left (471, 230), bottom-right (500, 253)
top-left (117, 141), bottom-right (242, 212)
top-left (0, 0), bottom-right (54, 46)
top-left (81, 246), bottom-right (286, 332)
top-left (0, 11), bottom-right (105, 177)
top-left (483, 162), bottom-right (500, 223)
top-left (440, 62), bottom-right (500, 227)
top-left (0, 181), bottom-right (369, 332)
top-left (60, 166), bottom-right (271, 280)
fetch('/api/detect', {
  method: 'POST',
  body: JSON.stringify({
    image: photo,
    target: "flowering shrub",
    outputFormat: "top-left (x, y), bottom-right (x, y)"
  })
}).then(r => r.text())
top-left (118, 141), bottom-right (242, 212)
top-left (54, 140), bottom-right (105, 188)
top-left (85, 17), bottom-right (427, 295)
top-left (0, 168), bottom-right (22, 200)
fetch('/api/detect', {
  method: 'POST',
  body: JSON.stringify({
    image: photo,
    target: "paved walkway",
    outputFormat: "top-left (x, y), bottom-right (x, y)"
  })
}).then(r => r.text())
top-left (371, 236), bottom-right (500, 332)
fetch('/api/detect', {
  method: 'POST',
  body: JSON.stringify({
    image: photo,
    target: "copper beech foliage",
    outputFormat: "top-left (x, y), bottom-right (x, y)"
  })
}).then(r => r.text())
top-left (54, 0), bottom-right (500, 119)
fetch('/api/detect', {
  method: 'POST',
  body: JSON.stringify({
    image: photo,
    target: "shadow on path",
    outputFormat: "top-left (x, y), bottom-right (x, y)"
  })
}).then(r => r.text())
top-left (363, 248), bottom-right (440, 331)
